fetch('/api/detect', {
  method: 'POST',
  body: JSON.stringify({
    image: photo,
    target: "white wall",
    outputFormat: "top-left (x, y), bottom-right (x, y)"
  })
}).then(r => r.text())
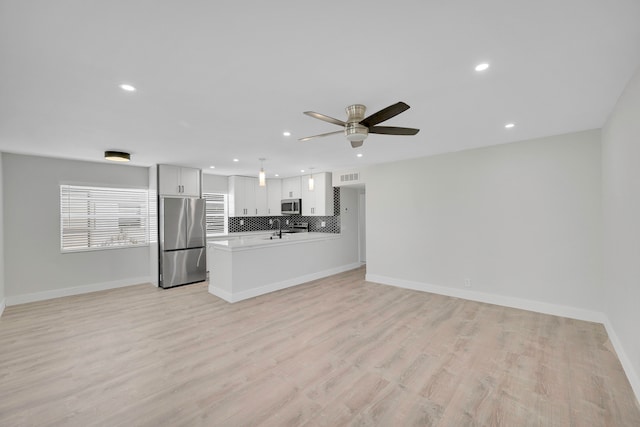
top-left (202, 173), bottom-right (228, 193)
top-left (602, 66), bottom-right (640, 399)
top-left (3, 153), bottom-right (150, 303)
top-left (366, 130), bottom-right (603, 316)
top-left (0, 152), bottom-right (5, 315)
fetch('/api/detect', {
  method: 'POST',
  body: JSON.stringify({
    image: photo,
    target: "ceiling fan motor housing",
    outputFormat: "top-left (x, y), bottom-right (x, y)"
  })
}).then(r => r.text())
top-left (345, 104), bottom-right (368, 142)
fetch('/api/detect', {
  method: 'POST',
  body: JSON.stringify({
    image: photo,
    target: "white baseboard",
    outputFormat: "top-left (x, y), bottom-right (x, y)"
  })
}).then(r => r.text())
top-left (365, 274), bottom-right (605, 324)
top-left (602, 317), bottom-right (640, 406)
top-left (5, 276), bottom-right (152, 306)
top-left (209, 263), bottom-right (362, 303)
top-left (0, 297), bottom-right (5, 317)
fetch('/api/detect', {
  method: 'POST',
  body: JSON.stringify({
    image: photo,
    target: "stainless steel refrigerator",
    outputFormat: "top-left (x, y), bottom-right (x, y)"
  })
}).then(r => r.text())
top-left (159, 197), bottom-right (207, 288)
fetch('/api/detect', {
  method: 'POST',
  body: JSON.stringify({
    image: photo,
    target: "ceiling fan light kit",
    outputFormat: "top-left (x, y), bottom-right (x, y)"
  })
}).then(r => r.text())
top-left (299, 101), bottom-right (419, 148)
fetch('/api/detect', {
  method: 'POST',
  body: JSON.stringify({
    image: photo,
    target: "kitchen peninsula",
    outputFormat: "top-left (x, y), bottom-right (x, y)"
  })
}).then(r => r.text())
top-left (208, 232), bottom-right (360, 303)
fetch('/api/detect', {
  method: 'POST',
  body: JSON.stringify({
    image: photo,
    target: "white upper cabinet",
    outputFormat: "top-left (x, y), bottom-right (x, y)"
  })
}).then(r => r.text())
top-left (229, 176), bottom-right (257, 217)
top-left (159, 164), bottom-right (201, 197)
top-left (282, 176), bottom-right (301, 199)
top-left (301, 172), bottom-right (333, 216)
top-left (229, 176), bottom-right (280, 216)
top-left (267, 179), bottom-right (282, 216)
top-left (255, 180), bottom-right (268, 216)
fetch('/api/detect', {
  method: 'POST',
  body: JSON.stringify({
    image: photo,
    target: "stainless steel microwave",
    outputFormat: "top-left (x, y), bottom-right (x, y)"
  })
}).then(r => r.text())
top-left (281, 198), bottom-right (301, 215)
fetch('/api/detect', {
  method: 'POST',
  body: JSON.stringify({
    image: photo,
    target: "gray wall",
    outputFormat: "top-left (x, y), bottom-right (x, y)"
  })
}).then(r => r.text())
top-left (0, 152), bottom-right (4, 312)
top-left (202, 173), bottom-right (228, 193)
top-left (3, 153), bottom-right (150, 299)
top-left (602, 65), bottom-right (640, 397)
top-left (366, 130), bottom-right (603, 312)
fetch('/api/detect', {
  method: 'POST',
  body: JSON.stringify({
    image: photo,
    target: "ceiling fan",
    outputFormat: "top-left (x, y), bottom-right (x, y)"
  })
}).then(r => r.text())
top-left (299, 101), bottom-right (420, 148)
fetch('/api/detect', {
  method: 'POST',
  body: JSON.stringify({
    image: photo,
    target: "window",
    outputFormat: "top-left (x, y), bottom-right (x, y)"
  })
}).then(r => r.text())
top-left (60, 184), bottom-right (149, 252)
top-left (203, 192), bottom-right (228, 235)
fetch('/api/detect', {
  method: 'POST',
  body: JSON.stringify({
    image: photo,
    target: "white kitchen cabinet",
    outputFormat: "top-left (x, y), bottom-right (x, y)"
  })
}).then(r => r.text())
top-left (158, 164), bottom-right (201, 197)
top-left (255, 180), bottom-right (268, 216)
top-left (266, 179), bottom-right (282, 216)
top-left (282, 177), bottom-right (301, 199)
top-left (229, 176), bottom-right (257, 216)
top-left (229, 176), bottom-right (273, 216)
top-left (301, 172), bottom-right (334, 216)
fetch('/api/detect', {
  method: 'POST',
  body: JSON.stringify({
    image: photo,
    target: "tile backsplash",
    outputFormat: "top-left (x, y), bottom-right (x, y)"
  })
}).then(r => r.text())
top-left (229, 188), bottom-right (340, 233)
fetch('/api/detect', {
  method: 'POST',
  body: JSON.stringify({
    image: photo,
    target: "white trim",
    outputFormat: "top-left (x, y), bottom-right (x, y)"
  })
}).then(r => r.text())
top-left (365, 274), bottom-right (605, 323)
top-left (5, 276), bottom-right (152, 306)
top-left (0, 298), bottom-right (5, 317)
top-left (209, 263), bottom-right (362, 303)
top-left (602, 317), bottom-right (640, 405)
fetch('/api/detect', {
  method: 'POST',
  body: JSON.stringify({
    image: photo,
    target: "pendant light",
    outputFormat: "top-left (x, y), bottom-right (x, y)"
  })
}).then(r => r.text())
top-left (308, 167), bottom-right (315, 191)
top-left (258, 158), bottom-right (266, 187)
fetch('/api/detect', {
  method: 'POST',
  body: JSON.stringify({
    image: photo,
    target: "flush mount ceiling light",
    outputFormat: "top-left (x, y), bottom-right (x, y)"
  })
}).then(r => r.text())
top-left (119, 83), bottom-right (136, 92)
top-left (209, 166), bottom-right (215, 169)
top-left (104, 150), bottom-right (130, 162)
top-left (258, 158), bottom-right (266, 187)
top-left (283, 131), bottom-right (291, 136)
top-left (475, 63), bottom-right (490, 72)
top-left (233, 158), bottom-right (239, 162)
top-left (505, 123), bottom-right (515, 128)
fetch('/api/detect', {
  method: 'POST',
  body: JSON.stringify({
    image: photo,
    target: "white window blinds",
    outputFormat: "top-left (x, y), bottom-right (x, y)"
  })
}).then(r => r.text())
top-left (203, 192), bottom-right (228, 235)
top-left (60, 185), bottom-right (149, 252)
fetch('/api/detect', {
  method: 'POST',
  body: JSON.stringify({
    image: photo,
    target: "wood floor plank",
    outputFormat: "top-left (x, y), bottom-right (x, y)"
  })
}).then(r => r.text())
top-left (1, 266), bottom-right (639, 426)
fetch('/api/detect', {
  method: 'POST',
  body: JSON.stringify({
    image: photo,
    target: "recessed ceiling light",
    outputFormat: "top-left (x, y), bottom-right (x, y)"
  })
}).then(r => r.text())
top-left (119, 84), bottom-right (136, 92)
top-left (300, 169), bottom-right (305, 173)
top-left (275, 174), bottom-right (279, 177)
top-left (356, 153), bottom-right (363, 158)
top-left (505, 123), bottom-right (515, 128)
top-left (233, 158), bottom-right (239, 162)
top-left (209, 166), bottom-right (215, 169)
top-left (283, 131), bottom-right (291, 136)
top-left (475, 63), bottom-right (490, 72)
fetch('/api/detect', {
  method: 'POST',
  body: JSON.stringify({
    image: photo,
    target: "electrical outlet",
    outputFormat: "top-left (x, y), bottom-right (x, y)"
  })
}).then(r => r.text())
top-left (239, 219), bottom-right (244, 226)
top-left (321, 221), bottom-right (326, 227)
top-left (464, 278), bottom-right (471, 288)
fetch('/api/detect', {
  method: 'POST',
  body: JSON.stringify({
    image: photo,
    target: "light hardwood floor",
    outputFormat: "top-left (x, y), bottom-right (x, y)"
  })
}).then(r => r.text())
top-left (1, 267), bottom-right (639, 426)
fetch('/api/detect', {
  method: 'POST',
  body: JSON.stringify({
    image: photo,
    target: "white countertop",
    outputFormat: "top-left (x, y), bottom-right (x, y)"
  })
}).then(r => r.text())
top-left (208, 232), bottom-right (341, 251)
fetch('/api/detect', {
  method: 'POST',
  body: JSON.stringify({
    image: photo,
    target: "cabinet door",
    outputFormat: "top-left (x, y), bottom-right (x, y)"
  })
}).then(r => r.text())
top-left (255, 179), bottom-right (268, 216)
top-left (228, 176), bottom-right (242, 217)
top-left (180, 167), bottom-right (201, 197)
top-left (244, 177), bottom-right (257, 216)
top-left (314, 173), bottom-right (334, 216)
top-left (301, 175), bottom-right (315, 215)
top-left (282, 177), bottom-right (301, 199)
top-left (267, 179), bottom-right (282, 216)
top-left (159, 165), bottom-right (181, 196)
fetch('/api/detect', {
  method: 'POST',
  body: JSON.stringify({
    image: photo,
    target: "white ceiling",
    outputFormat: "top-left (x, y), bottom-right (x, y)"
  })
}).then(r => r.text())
top-left (1, 1), bottom-right (639, 178)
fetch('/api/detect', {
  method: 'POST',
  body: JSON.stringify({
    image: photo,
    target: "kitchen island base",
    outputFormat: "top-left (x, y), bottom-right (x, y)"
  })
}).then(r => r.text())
top-left (208, 233), bottom-right (360, 303)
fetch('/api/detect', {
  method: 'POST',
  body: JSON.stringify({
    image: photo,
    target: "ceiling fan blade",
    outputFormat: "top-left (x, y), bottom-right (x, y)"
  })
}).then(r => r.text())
top-left (360, 102), bottom-right (410, 127)
top-left (303, 111), bottom-right (346, 127)
top-left (368, 126), bottom-right (420, 135)
top-left (298, 130), bottom-right (344, 142)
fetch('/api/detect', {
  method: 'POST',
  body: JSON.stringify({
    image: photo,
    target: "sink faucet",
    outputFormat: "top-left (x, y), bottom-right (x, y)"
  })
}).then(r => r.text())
top-left (272, 219), bottom-right (282, 239)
